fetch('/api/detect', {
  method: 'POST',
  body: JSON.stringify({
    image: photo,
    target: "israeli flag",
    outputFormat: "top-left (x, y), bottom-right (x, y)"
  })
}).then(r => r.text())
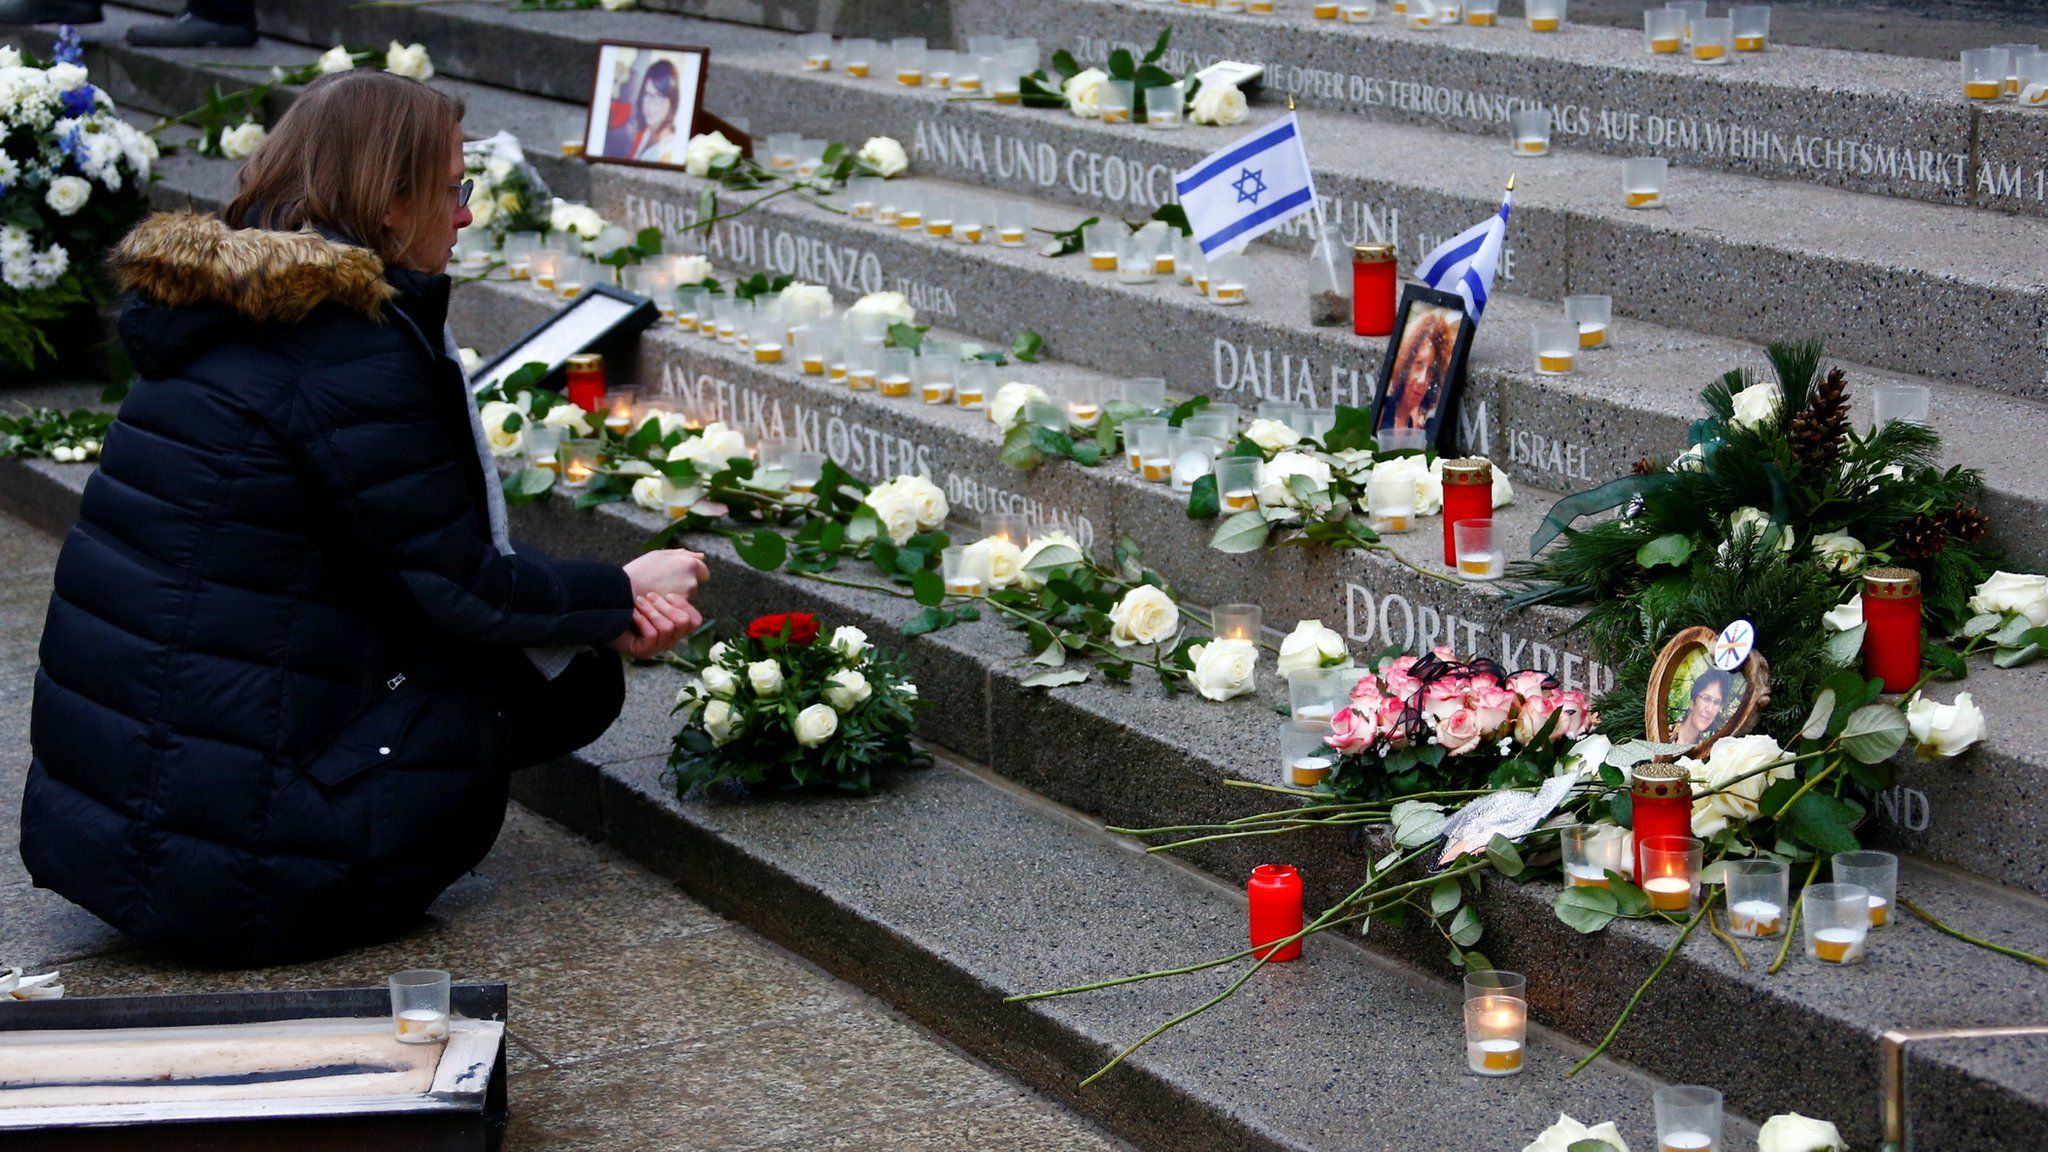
top-left (1173, 114), bottom-right (1318, 256)
top-left (1415, 191), bottom-right (1512, 321)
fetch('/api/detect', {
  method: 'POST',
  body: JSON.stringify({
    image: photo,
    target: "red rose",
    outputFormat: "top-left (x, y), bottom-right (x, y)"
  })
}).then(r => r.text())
top-left (747, 612), bottom-right (820, 644)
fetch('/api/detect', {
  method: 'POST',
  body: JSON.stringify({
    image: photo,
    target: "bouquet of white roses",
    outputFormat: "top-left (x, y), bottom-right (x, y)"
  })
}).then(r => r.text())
top-left (670, 614), bottom-right (926, 795)
top-left (460, 130), bottom-right (555, 241)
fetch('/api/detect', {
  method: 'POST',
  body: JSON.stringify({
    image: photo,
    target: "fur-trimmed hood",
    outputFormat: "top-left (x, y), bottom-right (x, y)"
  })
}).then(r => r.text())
top-left (110, 211), bottom-right (395, 324)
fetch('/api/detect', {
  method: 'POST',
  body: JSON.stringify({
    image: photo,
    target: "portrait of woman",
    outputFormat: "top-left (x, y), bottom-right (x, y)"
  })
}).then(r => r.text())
top-left (1372, 289), bottom-right (1470, 448)
top-left (1668, 663), bottom-right (1746, 750)
top-left (588, 43), bottom-right (706, 170)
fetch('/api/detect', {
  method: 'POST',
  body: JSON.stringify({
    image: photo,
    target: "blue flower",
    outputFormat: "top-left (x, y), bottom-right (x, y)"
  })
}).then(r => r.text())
top-left (53, 25), bottom-right (84, 66)
top-left (60, 86), bottom-right (95, 119)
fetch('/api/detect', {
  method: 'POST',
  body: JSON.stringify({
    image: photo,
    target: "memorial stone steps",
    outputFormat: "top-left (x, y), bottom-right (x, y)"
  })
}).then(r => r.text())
top-left (89, 51), bottom-right (2048, 899)
top-left (1556, 0), bottom-right (2048, 62)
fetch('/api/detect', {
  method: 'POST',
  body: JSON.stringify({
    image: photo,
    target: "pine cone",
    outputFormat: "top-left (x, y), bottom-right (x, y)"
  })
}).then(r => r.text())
top-left (1787, 367), bottom-right (1850, 473)
top-left (1631, 457), bottom-right (1657, 476)
top-left (1896, 512), bottom-right (1948, 563)
top-left (1944, 503), bottom-right (1992, 545)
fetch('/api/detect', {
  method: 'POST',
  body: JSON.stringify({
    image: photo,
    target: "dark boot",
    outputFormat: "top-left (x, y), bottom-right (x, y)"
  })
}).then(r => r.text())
top-left (0, 0), bottom-right (102, 24)
top-left (126, 10), bottom-right (254, 47)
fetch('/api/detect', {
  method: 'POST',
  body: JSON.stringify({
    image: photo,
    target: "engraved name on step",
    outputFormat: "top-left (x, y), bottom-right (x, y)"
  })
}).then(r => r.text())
top-left (1506, 427), bottom-right (1595, 483)
top-left (943, 474), bottom-right (1099, 549)
top-left (1875, 785), bottom-right (1932, 833)
top-left (1211, 338), bottom-right (1370, 408)
top-left (911, 120), bottom-right (1177, 210)
top-left (659, 361), bottom-right (937, 480)
top-left (1343, 583), bottom-right (1616, 695)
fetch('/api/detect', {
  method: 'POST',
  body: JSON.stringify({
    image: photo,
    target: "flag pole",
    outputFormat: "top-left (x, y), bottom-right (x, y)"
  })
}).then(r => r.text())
top-left (1288, 94), bottom-right (1332, 238)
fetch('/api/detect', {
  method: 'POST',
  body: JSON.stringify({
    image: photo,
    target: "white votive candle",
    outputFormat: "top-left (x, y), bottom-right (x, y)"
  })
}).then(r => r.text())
top-left (1467, 1037), bottom-right (1523, 1075)
top-left (395, 1008), bottom-right (449, 1044)
top-left (1645, 876), bottom-right (1692, 912)
top-left (1730, 899), bottom-right (1783, 937)
top-left (1288, 755), bottom-right (1333, 787)
top-left (1812, 927), bottom-right (1866, 964)
top-left (1868, 895), bottom-right (1890, 927)
top-left (1661, 1131), bottom-right (1714, 1152)
top-left (1564, 863), bottom-right (1611, 889)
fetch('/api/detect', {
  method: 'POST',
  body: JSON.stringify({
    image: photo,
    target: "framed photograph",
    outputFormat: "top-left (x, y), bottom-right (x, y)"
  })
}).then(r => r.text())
top-left (583, 41), bottom-right (712, 170)
top-left (1646, 626), bottom-right (1771, 759)
top-left (1370, 285), bottom-right (1475, 454)
top-left (471, 284), bottom-right (659, 393)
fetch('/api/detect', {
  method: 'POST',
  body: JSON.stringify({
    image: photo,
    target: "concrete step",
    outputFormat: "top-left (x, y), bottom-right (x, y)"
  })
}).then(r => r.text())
top-left (7, 449), bottom-right (2044, 1150)
top-left (116, 121), bottom-right (2048, 901)
top-left (1563, 0), bottom-right (2048, 63)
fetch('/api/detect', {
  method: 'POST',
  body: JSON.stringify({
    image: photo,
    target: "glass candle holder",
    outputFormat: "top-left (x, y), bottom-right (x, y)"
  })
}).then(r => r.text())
top-left (523, 424), bottom-right (565, 475)
top-left (842, 38), bottom-right (875, 77)
top-left (1126, 418), bottom-right (1170, 477)
top-left (750, 313), bottom-right (787, 364)
top-left (968, 34), bottom-right (1006, 57)
top-left (789, 450), bottom-right (826, 495)
top-left (1117, 233), bottom-right (1158, 284)
top-left (1063, 380), bottom-right (1104, 431)
top-left (1453, 518), bottom-right (1503, 581)
top-left (1533, 319), bottom-right (1577, 375)
top-left (1655, 1086), bottom-right (1724, 1152)
top-left (1872, 382), bottom-right (1931, 428)
top-left (1212, 603), bottom-right (1262, 642)
top-left (1565, 294), bottom-right (1612, 350)
top-left (1642, 6), bottom-right (1682, 51)
top-left (1731, 4), bottom-right (1769, 50)
top-left (1258, 400), bottom-right (1304, 428)
top-left (1380, 426), bottom-right (1428, 453)
top-left (996, 203), bottom-right (1031, 248)
top-left (1804, 882), bottom-right (1872, 965)
top-left (793, 325), bottom-right (830, 376)
top-left (555, 256), bottom-right (589, 300)
top-left (956, 199), bottom-right (989, 244)
top-left (526, 247), bottom-right (562, 293)
top-left (1171, 433), bottom-right (1220, 493)
top-left (911, 355), bottom-right (952, 405)
top-left (1725, 859), bottom-right (1790, 938)
top-left (1209, 454), bottom-right (1260, 513)
top-left (1561, 824), bottom-right (1631, 889)
top-left (600, 389), bottom-right (638, 435)
top-left (891, 38), bottom-right (927, 84)
top-left (1342, 0), bottom-right (1377, 21)
top-left (941, 544), bottom-right (984, 595)
top-left (765, 132), bottom-right (801, 172)
top-left (1280, 717), bottom-right (1337, 787)
top-left (1101, 79), bottom-right (1136, 124)
top-left (956, 361), bottom-right (994, 410)
top-left (1995, 43), bottom-right (2039, 97)
top-left (877, 348), bottom-right (915, 398)
top-left (1640, 835), bottom-right (1703, 913)
top-left (982, 510), bottom-right (1030, 545)
top-left (845, 345), bottom-right (878, 391)
top-left (894, 188), bottom-right (924, 231)
top-left (1123, 376), bottom-right (1168, 413)
top-left (1084, 223), bottom-right (1120, 272)
top-left (1204, 402), bottom-right (1242, 438)
top-left (1004, 37), bottom-right (1040, 71)
top-left (390, 969), bottom-right (451, 1045)
top-left (1666, 0), bottom-right (1705, 43)
top-left (674, 285), bottom-right (707, 332)
top-left (990, 61), bottom-right (1023, 104)
top-left (1832, 850), bottom-right (1898, 929)
top-left (1366, 468), bottom-right (1417, 533)
top-left (1465, 0), bottom-right (1497, 22)
top-left (1207, 254), bottom-right (1250, 305)
top-left (1299, 408), bottom-right (1338, 442)
top-left (1178, 414), bottom-right (1227, 445)
top-left (924, 49), bottom-right (954, 89)
top-left (1624, 157), bottom-right (1668, 209)
top-left (2017, 49), bottom-right (2048, 106)
top-left (1405, 0), bottom-right (1437, 29)
top-left (924, 193), bottom-right (955, 239)
top-left (1690, 16), bottom-right (1732, 64)
top-left (560, 438), bottom-right (600, 489)
top-left (1187, 246), bottom-right (1211, 295)
top-left (1510, 107), bottom-right (1552, 156)
top-left (1289, 667), bottom-right (1344, 726)
top-left (1023, 397), bottom-right (1066, 433)
top-left (1464, 971), bottom-right (1527, 1076)
top-left (1526, 0), bottom-right (1565, 32)
top-left (1146, 83), bottom-right (1185, 128)
top-left (501, 231), bottom-right (540, 279)
top-left (874, 185), bottom-right (901, 227)
top-left (951, 54), bottom-right (984, 93)
top-left (1962, 48), bottom-right (2008, 102)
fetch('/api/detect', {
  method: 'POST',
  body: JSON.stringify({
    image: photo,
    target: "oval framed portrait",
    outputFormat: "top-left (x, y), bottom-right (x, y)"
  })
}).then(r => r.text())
top-left (1646, 626), bottom-right (1771, 759)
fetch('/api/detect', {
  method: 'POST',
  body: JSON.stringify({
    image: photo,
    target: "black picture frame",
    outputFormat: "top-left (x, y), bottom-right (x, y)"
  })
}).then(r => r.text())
top-left (582, 40), bottom-right (728, 170)
top-left (471, 284), bottom-right (658, 393)
top-left (1369, 284), bottom-right (1475, 455)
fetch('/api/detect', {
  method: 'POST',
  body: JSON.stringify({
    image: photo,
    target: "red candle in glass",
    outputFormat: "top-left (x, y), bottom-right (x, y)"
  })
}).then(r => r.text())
top-left (1247, 864), bottom-right (1304, 962)
top-left (565, 352), bottom-right (606, 412)
top-left (1440, 458), bottom-right (1493, 568)
top-left (1351, 243), bottom-right (1397, 337)
top-left (1862, 567), bottom-right (1922, 693)
top-left (1630, 765), bottom-right (1693, 883)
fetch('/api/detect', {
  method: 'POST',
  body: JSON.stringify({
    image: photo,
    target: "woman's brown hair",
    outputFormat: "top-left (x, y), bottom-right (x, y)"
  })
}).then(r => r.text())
top-left (224, 71), bottom-right (466, 267)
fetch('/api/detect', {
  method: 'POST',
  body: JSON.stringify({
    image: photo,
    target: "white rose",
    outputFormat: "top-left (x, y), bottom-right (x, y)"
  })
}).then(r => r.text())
top-left (702, 699), bottom-right (739, 744)
top-left (383, 41), bottom-right (435, 82)
top-left (1016, 529), bottom-right (1081, 592)
top-left (987, 381), bottom-right (1049, 432)
top-left (1374, 454), bottom-right (1441, 516)
top-left (794, 702), bottom-right (839, 747)
top-left (670, 254), bottom-right (712, 283)
top-left (1968, 571), bottom-right (2048, 627)
top-left (1681, 733), bottom-right (1791, 838)
top-left (1729, 381), bottom-right (1782, 429)
top-left (549, 199), bottom-right (605, 240)
top-left (478, 400), bottom-right (524, 456)
top-left (747, 659), bottom-right (785, 697)
top-left (1822, 596), bottom-right (1863, 633)
top-left (894, 474), bottom-right (948, 530)
top-left (1256, 451), bottom-right (1333, 508)
top-left (1906, 691), bottom-right (1985, 760)
top-left (963, 536), bottom-right (1023, 590)
top-left (1276, 619), bottom-right (1347, 677)
top-left (824, 669), bottom-right (872, 712)
top-left (484, 155), bottom-right (514, 183)
top-left (1522, 1114), bottom-right (1631, 1152)
top-left (542, 403), bottom-right (591, 433)
top-left (1754, 1112), bottom-right (1846, 1152)
top-left (706, 641), bottom-right (731, 664)
top-left (701, 665), bottom-right (738, 699)
top-left (43, 175), bottom-right (88, 216)
top-left (630, 475), bottom-right (666, 511)
top-left (1188, 638), bottom-right (1258, 702)
top-left (218, 121), bottom-right (267, 161)
top-left (1242, 418), bottom-right (1301, 453)
top-left (46, 62), bottom-right (87, 93)
top-left (1559, 734), bottom-right (1613, 777)
top-left (466, 195), bottom-right (497, 229)
top-left (316, 45), bottom-right (357, 74)
top-left (1064, 67), bottom-right (1109, 118)
top-left (599, 0), bottom-right (636, 9)
top-left (829, 626), bottom-right (868, 661)
top-left (458, 346), bottom-right (481, 374)
top-left (1191, 81), bottom-right (1249, 126)
top-left (669, 421), bottom-right (749, 472)
top-left (0, 47), bottom-right (20, 68)
top-left (856, 135), bottom-right (909, 177)
top-left (780, 282), bottom-right (835, 324)
top-left (1109, 584), bottom-right (1180, 648)
top-left (1728, 506), bottom-right (1794, 553)
top-left (1810, 531), bottom-right (1865, 574)
top-left (848, 290), bottom-right (916, 327)
top-left (866, 488), bottom-right (919, 545)
top-left (1426, 455), bottom-right (1513, 508)
top-left (683, 130), bottom-right (742, 177)
top-left (52, 446), bottom-right (77, 463)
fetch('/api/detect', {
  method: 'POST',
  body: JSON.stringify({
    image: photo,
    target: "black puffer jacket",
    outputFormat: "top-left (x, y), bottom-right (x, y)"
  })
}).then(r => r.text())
top-left (21, 213), bottom-right (634, 965)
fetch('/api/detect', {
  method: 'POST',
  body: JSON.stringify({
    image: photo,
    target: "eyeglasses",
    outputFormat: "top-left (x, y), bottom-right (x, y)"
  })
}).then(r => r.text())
top-left (449, 178), bottom-right (474, 208)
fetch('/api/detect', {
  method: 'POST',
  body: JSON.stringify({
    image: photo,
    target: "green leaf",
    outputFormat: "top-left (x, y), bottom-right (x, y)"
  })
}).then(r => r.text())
top-left (1635, 532), bottom-right (1694, 570)
top-left (1486, 835), bottom-right (1524, 878)
top-left (1071, 439), bottom-right (1102, 467)
top-left (1142, 26), bottom-right (1172, 64)
top-left (1107, 47), bottom-right (1135, 79)
top-left (1029, 425), bottom-right (1076, 457)
top-left (1033, 640), bottom-right (1068, 667)
top-left (901, 607), bottom-right (951, 636)
top-left (1390, 800), bottom-right (1446, 847)
top-left (1826, 622), bottom-right (1866, 666)
top-left (1569, 1142), bottom-right (1624, 1152)
top-left (1186, 473), bottom-right (1220, 520)
top-left (1799, 688), bottom-right (1836, 742)
top-left (1010, 330), bottom-right (1043, 363)
top-left (999, 425), bottom-right (1046, 471)
top-left (1023, 543), bottom-right (1083, 578)
top-left (734, 529), bottom-right (787, 571)
top-left (1050, 49), bottom-right (1082, 79)
top-left (1447, 905), bottom-right (1483, 947)
top-left (1605, 874), bottom-right (1650, 917)
top-left (1994, 643), bottom-right (2041, 669)
top-left (1838, 703), bottom-right (1908, 765)
top-left (1022, 667), bottom-right (1092, 689)
top-left (1785, 791), bottom-right (1861, 855)
top-left (1210, 510), bottom-right (1273, 553)
top-left (1923, 643), bottom-right (1968, 680)
top-left (1429, 877), bottom-right (1462, 916)
top-left (1148, 202), bottom-right (1192, 237)
top-left (500, 465), bottom-right (556, 504)
top-left (1554, 885), bottom-right (1619, 934)
top-left (911, 568), bottom-right (944, 607)
top-left (1963, 612), bottom-right (2005, 638)
top-left (886, 321), bottom-right (926, 352)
